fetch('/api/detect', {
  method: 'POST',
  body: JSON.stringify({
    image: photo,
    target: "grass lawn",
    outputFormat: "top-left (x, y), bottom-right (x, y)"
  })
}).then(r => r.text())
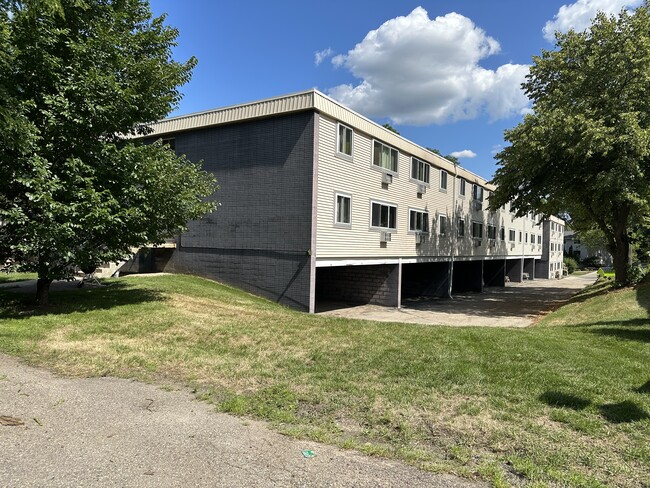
top-left (0, 271), bottom-right (38, 284)
top-left (0, 275), bottom-right (648, 487)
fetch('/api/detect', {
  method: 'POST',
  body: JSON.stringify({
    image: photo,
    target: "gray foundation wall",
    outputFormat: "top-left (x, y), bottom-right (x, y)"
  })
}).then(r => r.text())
top-left (152, 112), bottom-right (315, 311)
top-left (316, 265), bottom-right (400, 307)
top-left (401, 262), bottom-right (450, 298)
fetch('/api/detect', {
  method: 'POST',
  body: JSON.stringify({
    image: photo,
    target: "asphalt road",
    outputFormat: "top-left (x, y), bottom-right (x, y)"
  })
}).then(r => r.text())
top-left (0, 355), bottom-right (484, 488)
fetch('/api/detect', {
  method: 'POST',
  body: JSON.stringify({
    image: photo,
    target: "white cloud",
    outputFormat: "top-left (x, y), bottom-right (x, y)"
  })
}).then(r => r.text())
top-left (326, 7), bottom-right (530, 125)
top-left (449, 149), bottom-right (477, 159)
top-left (314, 48), bottom-right (334, 66)
top-left (543, 0), bottom-right (642, 42)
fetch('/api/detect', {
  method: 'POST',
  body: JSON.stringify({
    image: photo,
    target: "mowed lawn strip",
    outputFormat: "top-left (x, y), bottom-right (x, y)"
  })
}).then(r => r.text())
top-left (0, 274), bottom-right (648, 487)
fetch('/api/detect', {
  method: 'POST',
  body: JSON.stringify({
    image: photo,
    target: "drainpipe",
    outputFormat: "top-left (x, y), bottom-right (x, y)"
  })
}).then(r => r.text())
top-left (448, 162), bottom-right (458, 298)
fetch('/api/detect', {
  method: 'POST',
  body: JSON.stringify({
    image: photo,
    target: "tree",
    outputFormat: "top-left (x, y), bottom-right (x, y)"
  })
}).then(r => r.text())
top-left (0, 0), bottom-right (218, 305)
top-left (490, 4), bottom-right (650, 284)
top-left (426, 147), bottom-right (460, 165)
top-left (382, 122), bottom-right (400, 135)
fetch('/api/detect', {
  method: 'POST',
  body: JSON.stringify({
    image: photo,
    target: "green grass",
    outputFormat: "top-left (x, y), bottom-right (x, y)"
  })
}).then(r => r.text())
top-left (0, 272), bottom-right (38, 284)
top-left (0, 274), bottom-right (648, 487)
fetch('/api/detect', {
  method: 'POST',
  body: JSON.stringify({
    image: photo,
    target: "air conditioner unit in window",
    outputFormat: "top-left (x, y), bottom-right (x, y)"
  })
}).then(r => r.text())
top-left (510, 243), bottom-right (515, 250)
top-left (381, 173), bottom-right (393, 185)
top-left (473, 201), bottom-right (483, 211)
top-left (489, 239), bottom-right (496, 248)
top-left (380, 231), bottom-right (392, 243)
top-left (417, 184), bottom-right (426, 194)
top-left (474, 239), bottom-right (482, 247)
top-left (415, 233), bottom-right (425, 244)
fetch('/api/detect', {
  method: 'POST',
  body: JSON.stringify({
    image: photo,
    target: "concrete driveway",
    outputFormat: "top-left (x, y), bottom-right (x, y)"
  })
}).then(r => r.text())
top-left (0, 355), bottom-right (483, 488)
top-left (319, 273), bottom-right (598, 328)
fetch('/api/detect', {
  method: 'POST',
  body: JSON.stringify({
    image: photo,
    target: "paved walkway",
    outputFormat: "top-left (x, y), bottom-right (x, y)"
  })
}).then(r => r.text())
top-left (0, 355), bottom-right (483, 488)
top-left (320, 273), bottom-right (598, 327)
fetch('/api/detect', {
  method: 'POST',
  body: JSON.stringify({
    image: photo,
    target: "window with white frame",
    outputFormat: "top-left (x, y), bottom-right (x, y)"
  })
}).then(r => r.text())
top-left (538, 235), bottom-right (542, 245)
top-left (373, 140), bottom-right (398, 173)
top-left (371, 201), bottom-right (397, 230)
top-left (473, 184), bottom-right (484, 201)
top-left (411, 157), bottom-right (430, 183)
top-left (525, 232), bottom-right (528, 243)
top-left (530, 233), bottom-right (535, 244)
top-left (335, 193), bottom-right (351, 226)
top-left (409, 209), bottom-right (429, 233)
top-left (440, 170), bottom-right (448, 190)
top-left (459, 178), bottom-right (466, 196)
top-left (509, 229), bottom-right (516, 242)
top-left (439, 215), bottom-right (448, 236)
top-left (472, 221), bottom-right (483, 239)
top-left (487, 225), bottom-right (497, 239)
top-left (457, 218), bottom-right (465, 237)
top-left (337, 123), bottom-right (353, 157)
top-left (500, 227), bottom-right (506, 240)
top-left (519, 231), bottom-right (522, 242)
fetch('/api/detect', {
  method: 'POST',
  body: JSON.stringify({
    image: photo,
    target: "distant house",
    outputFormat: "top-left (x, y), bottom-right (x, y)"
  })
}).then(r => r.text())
top-left (564, 230), bottom-right (612, 266)
top-left (130, 89), bottom-right (565, 312)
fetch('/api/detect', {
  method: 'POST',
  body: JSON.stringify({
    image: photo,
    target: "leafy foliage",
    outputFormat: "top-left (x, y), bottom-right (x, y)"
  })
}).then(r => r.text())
top-left (490, 4), bottom-right (650, 284)
top-left (563, 256), bottom-right (578, 274)
top-left (0, 0), bottom-right (218, 303)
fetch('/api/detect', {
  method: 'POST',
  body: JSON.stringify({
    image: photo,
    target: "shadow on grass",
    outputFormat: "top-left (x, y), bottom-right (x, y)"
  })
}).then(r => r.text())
top-left (0, 281), bottom-right (166, 320)
top-left (600, 401), bottom-right (650, 423)
top-left (634, 380), bottom-right (650, 394)
top-left (563, 279), bottom-right (615, 305)
top-left (539, 391), bottom-right (591, 410)
top-left (589, 327), bottom-right (650, 343)
top-left (541, 391), bottom-right (650, 424)
top-left (636, 281), bottom-right (650, 314)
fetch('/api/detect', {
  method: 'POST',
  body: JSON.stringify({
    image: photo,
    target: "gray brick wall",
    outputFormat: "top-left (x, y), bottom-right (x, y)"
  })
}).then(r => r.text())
top-left (316, 265), bottom-right (399, 307)
top-left (156, 111), bottom-right (315, 311)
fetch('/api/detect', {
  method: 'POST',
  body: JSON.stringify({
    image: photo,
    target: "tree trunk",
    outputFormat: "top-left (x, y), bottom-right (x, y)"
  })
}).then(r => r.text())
top-left (36, 278), bottom-right (53, 307)
top-left (612, 216), bottom-right (632, 285)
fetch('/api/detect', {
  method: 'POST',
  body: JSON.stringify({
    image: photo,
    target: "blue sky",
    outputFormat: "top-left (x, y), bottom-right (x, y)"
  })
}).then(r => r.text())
top-left (150, 0), bottom-right (640, 180)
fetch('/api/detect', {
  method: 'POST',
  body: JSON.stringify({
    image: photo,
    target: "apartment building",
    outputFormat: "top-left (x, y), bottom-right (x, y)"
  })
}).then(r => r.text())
top-left (537, 217), bottom-right (566, 279)
top-left (137, 89), bottom-right (561, 312)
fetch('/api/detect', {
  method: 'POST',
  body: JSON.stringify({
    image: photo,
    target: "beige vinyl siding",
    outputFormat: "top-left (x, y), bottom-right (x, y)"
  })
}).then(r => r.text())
top-left (315, 115), bottom-right (539, 260)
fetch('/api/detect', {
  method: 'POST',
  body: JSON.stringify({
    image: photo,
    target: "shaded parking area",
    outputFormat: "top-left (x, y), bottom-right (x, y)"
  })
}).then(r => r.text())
top-left (319, 273), bottom-right (597, 327)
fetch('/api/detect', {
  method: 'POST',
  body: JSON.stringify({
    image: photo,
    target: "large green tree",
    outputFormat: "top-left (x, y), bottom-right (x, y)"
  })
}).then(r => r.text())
top-left (490, 4), bottom-right (650, 284)
top-left (0, 0), bottom-right (218, 305)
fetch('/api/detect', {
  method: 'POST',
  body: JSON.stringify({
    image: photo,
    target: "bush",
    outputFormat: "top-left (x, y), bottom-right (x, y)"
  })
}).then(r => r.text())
top-left (627, 264), bottom-right (649, 285)
top-left (581, 256), bottom-right (604, 268)
top-left (563, 257), bottom-right (578, 274)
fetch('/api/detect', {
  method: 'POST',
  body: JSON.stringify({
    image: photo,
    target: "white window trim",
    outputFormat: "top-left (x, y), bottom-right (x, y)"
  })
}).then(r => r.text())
top-left (439, 169), bottom-right (448, 192)
top-left (336, 123), bottom-right (353, 160)
top-left (370, 199), bottom-right (398, 231)
top-left (457, 217), bottom-right (466, 238)
top-left (371, 139), bottom-right (399, 175)
top-left (509, 229), bottom-right (516, 242)
top-left (408, 207), bottom-right (429, 234)
top-left (458, 178), bottom-right (466, 198)
top-left (438, 214), bottom-right (448, 237)
top-left (334, 192), bottom-right (352, 228)
top-left (410, 157), bottom-right (430, 185)
top-left (472, 220), bottom-right (484, 239)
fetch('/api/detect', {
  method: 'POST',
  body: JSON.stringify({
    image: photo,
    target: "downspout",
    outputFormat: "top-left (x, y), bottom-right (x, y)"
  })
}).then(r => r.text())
top-left (448, 162), bottom-right (458, 298)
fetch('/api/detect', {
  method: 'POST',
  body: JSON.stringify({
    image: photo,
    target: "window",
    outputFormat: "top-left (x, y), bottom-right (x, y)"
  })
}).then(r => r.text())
top-left (337, 124), bottom-right (353, 157)
top-left (525, 232), bottom-right (528, 243)
top-left (371, 201), bottom-right (397, 230)
top-left (519, 231), bottom-right (522, 243)
top-left (500, 227), bottom-right (506, 240)
top-left (161, 137), bottom-right (176, 151)
top-left (538, 235), bottom-right (542, 245)
top-left (440, 170), bottom-right (448, 190)
top-left (459, 178), bottom-right (466, 196)
top-left (487, 225), bottom-right (497, 239)
top-left (439, 215), bottom-right (448, 236)
top-left (335, 193), bottom-right (351, 225)
top-left (472, 221), bottom-right (483, 239)
top-left (409, 209), bottom-right (429, 233)
top-left (411, 157), bottom-right (430, 183)
top-left (373, 140), bottom-right (398, 172)
top-left (457, 218), bottom-right (465, 237)
top-left (473, 184), bottom-right (484, 202)
top-left (509, 229), bottom-right (516, 242)
top-left (530, 233), bottom-right (535, 244)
